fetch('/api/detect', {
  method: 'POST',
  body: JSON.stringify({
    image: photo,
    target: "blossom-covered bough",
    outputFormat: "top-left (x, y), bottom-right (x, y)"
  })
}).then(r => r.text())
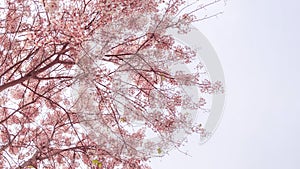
top-left (0, 0), bottom-right (225, 168)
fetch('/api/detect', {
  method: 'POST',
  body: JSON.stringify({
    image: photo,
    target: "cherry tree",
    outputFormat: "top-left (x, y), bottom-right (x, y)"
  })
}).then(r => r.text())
top-left (0, 0), bottom-right (224, 168)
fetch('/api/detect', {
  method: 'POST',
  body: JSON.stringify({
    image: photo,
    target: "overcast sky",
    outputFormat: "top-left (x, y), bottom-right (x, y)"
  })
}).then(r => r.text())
top-left (151, 0), bottom-right (300, 168)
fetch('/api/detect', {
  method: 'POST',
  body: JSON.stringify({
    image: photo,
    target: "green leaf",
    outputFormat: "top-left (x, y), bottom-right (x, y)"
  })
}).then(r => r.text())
top-left (98, 162), bottom-right (103, 168)
top-left (120, 117), bottom-right (126, 122)
top-left (92, 159), bottom-right (102, 168)
top-left (92, 159), bottom-right (100, 165)
top-left (157, 148), bottom-right (162, 154)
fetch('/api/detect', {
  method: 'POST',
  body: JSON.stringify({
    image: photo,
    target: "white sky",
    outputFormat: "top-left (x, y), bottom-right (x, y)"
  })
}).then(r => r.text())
top-left (151, 0), bottom-right (300, 168)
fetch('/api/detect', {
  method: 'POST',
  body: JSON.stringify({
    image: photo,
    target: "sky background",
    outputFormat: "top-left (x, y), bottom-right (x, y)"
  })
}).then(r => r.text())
top-left (151, 0), bottom-right (300, 168)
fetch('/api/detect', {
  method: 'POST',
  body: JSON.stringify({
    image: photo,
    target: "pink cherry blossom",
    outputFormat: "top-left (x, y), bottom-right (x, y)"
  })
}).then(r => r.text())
top-left (0, 0), bottom-right (224, 168)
